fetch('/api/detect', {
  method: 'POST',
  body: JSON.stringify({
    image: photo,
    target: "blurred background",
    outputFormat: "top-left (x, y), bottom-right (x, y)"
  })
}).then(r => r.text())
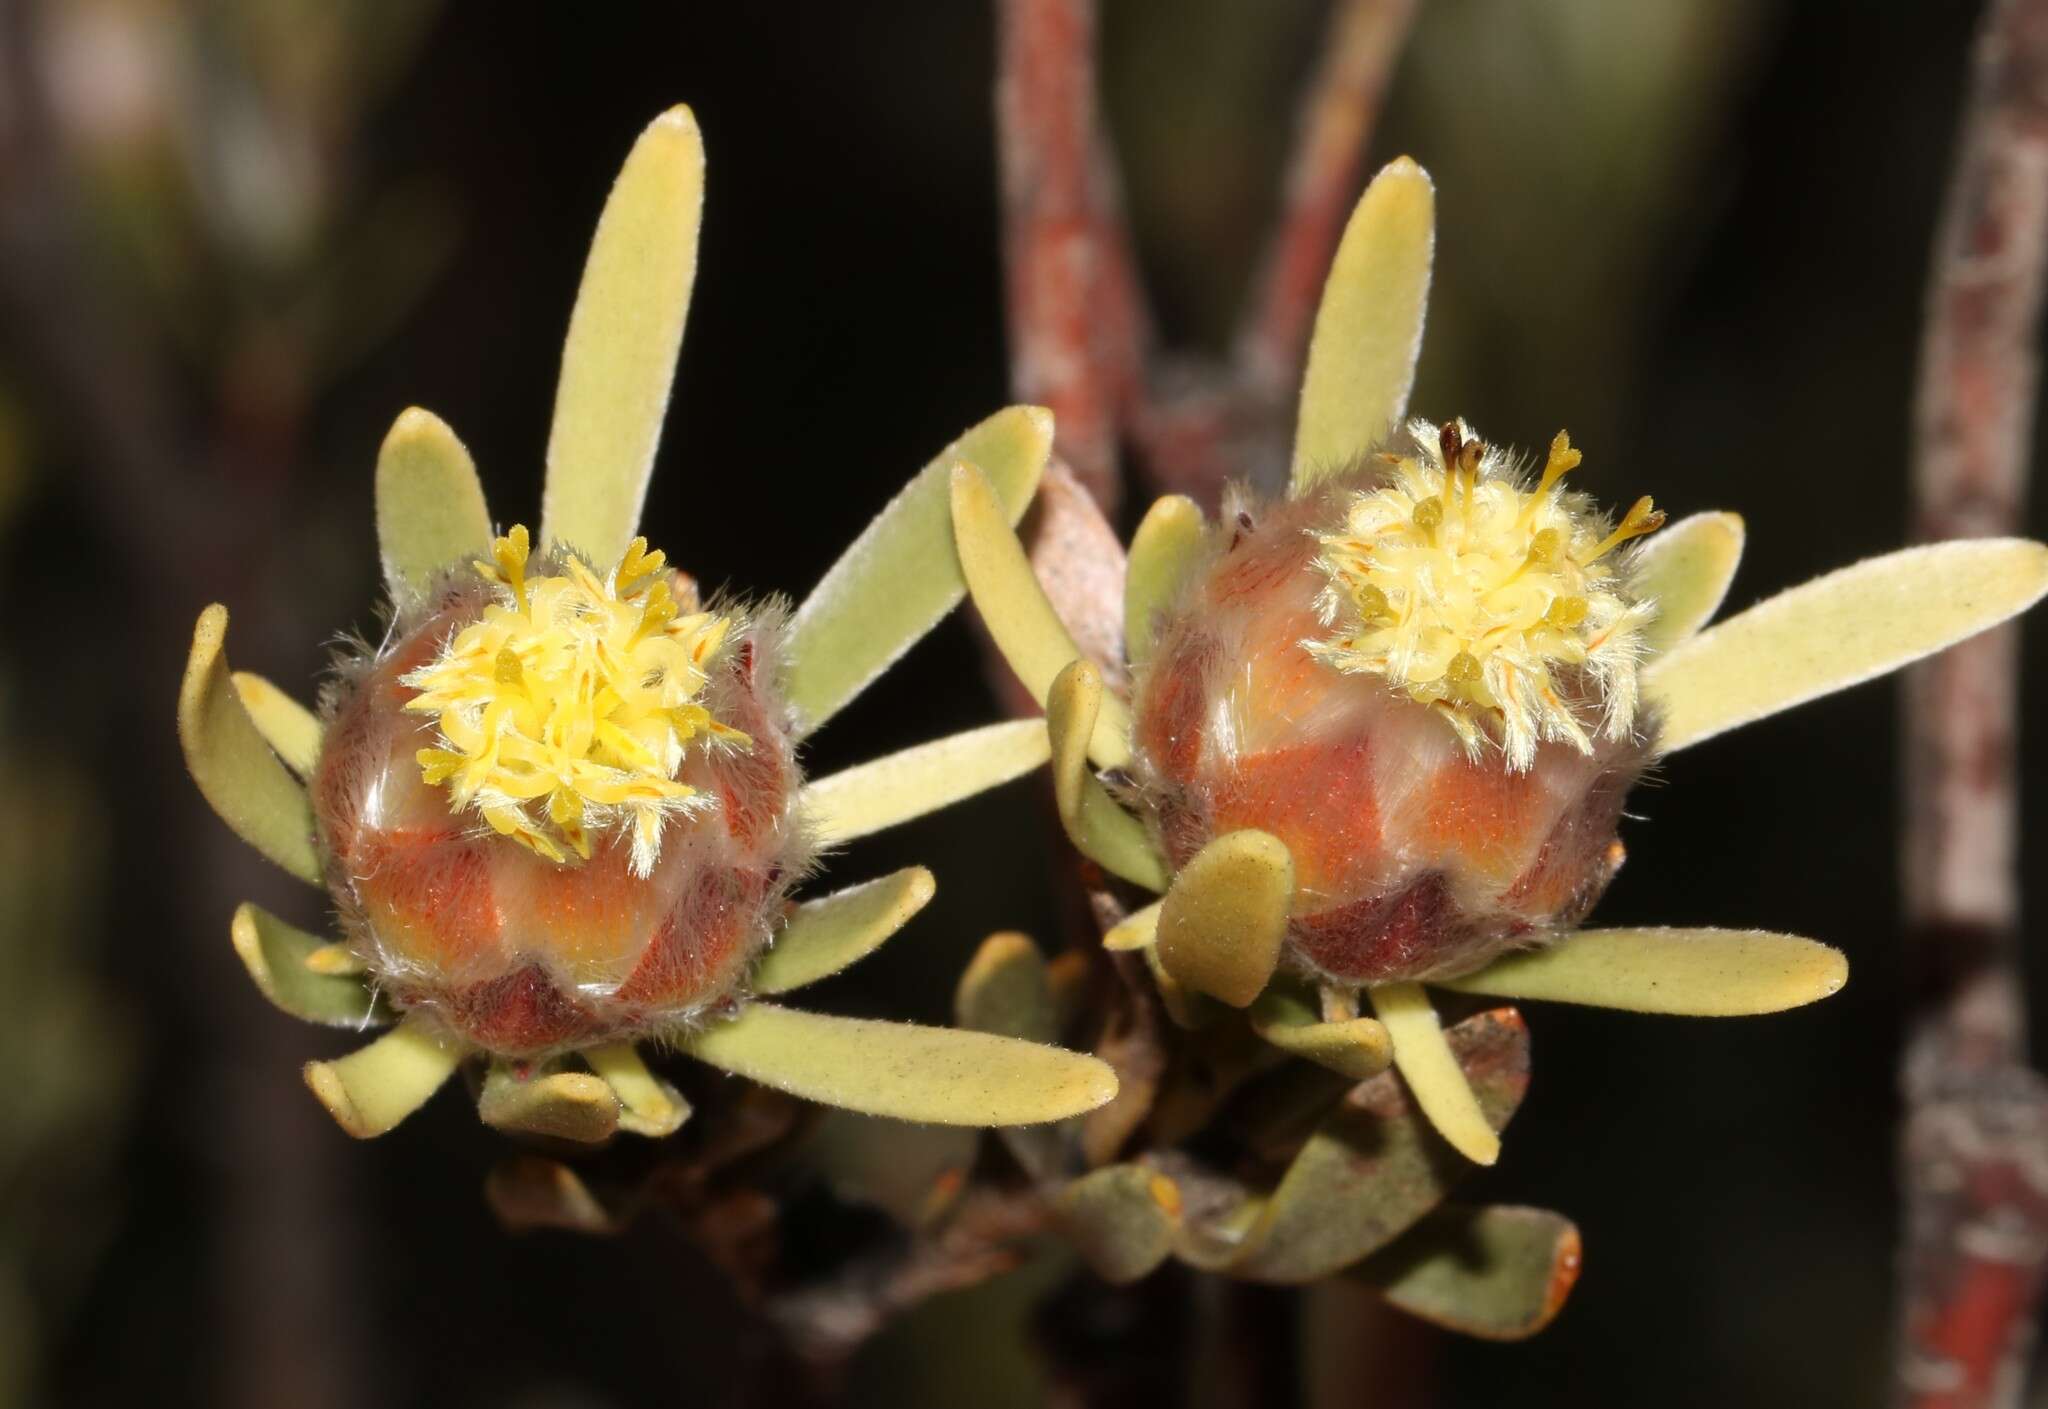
top-left (1, 0), bottom-right (2042, 1404)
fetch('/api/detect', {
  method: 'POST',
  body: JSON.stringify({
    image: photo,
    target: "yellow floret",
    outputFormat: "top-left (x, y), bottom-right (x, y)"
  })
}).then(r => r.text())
top-left (402, 527), bottom-right (750, 875)
top-left (1307, 419), bottom-right (1660, 769)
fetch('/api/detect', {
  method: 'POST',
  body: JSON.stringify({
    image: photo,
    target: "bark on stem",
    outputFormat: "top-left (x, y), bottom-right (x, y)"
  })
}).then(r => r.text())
top-left (1899, 1), bottom-right (2048, 1403)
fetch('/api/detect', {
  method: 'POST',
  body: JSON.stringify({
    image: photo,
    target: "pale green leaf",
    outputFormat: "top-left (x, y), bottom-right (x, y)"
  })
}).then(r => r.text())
top-left (230, 903), bottom-right (387, 1027)
top-left (783, 407), bottom-right (1054, 734)
top-left (1370, 982), bottom-right (1498, 1166)
top-left (302, 1017), bottom-right (464, 1139)
top-left (799, 720), bottom-right (1049, 845)
top-left (682, 1002), bottom-right (1117, 1127)
top-left (1632, 511), bottom-right (1744, 653)
top-left (753, 868), bottom-right (936, 995)
top-left (1438, 926), bottom-right (1847, 1016)
top-left (374, 406), bottom-right (491, 607)
top-left (1646, 538), bottom-right (2048, 753)
top-left (540, 106), bottom-right (704, 568)
top-left (1125, 495), bottom-right (1206, 668)
top-left (1250, 985), bottom-right (1392, 1080)
top-left (1056, 1164), bottom-right (1182, 1285)
top-left (955, 931), bottom-right (1056, 1044)
top-left (1157, 829), bottom-right (1292, 1007)
top-left (1292, 157), bottom-right (1434, 492)
top-left (230, 673), bottom-right (323, 777)
top-left (950, 463), bottom-right (1132, 769)
top-left (1047, 660), bottom-right (1170, 890)
top-left (1103, 899), bottom-right (1162, 952)
top-left (179, 606), bottom-right (322, 884)
top-left (1353, 1204), bottom-right (1582, 1341)
top-left (479, 1065), bottom-right (621, 1144)
top-left (583, 1043), bottom-right (691, 1137)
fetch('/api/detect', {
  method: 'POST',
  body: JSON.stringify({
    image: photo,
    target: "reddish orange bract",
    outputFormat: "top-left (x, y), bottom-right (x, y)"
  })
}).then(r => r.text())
top-left (312, 576), bottom-right (806, 1058)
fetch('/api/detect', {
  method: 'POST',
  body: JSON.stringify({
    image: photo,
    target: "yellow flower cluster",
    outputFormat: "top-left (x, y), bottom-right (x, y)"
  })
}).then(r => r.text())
top-left (403, 526), bottom-right (749, 876)
top-left (1308, 420), bottom-right (1663, 769)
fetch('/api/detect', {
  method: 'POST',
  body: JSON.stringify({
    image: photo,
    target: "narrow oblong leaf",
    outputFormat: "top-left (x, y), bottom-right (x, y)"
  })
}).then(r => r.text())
top-left (1104, 899), bottom-right (1162, 952)
top-left (1250, 985), bottom-right (1392, 1080)
top-left (1631, 511), bottom-right (1745, 654)
top-left (955, 931), bottom-right (1057, 1044)
top-left (1156, 830), bottom-right (1293, 1007)
top-left (374, 406), bottom-right (491, 607)
top-left (1646, 538), bottom-right (2048, 753)
top-left (230, 673), bottom-right (323, 777)
top-left (479, 1066), bottom-right (622, 1145)
top-left (950, 463), bottom-right (1132, 769)
top-left (753, 868), bottom-right (936, 995)
top-left (783, 407), bottom-right (1054, 733)
top-left (1353, 1204), bottom-right (1583, 1342)
top-left (1292, 157), bottom-right (1434, 492)
top-left (540, 106), bottom-right (704, 567)
top-left (303, 1018), bottom-right (464, 1139)
top-left (1125, 495), bottom-right (1206, 668)
top-left (1047, 660), bottom-right (1170, 890)
top-left (486, 1156), bottom-right (621, 1235)
top-left (583, 1043), bottom-right (691, 1137)
top-left (179, 606), bottom-right (322, 884)
top-left (800, 720), bottom-right (1049, 845)
top-left (682, 1002), bottom-right (1117, 1127)
top-left (1439, 927), bottom-right (1847, 1016)
top-left (1224, 1009), bottom-right (1530, 1283)
top-left (1057, 1164), bottom-right (1182, 1285)
top-left (1371, 983), bottom-right (1498, 1166)
top-left (230, 904), bottom-right (387, 1027)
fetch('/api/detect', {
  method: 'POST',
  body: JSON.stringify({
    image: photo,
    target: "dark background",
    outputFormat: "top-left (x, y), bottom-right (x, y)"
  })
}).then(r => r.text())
top-left (2, 1), bottom-right (2043, 1405)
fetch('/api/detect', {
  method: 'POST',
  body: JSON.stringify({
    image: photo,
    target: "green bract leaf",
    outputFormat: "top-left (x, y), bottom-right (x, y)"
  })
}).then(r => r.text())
top-left (1057, 1164), bottom-right (1182, 1285)
top-left (1125, 495), bottom-right (1205, 668)
top-left (681, 1003), bottom-right (1117, 1127)
top-left (1250, 984), bottom-right (1392, 1080)
top-left (1439, 926), bottom-right (1847, 1016)
top-left (230, 904), bottom-right (387, 1027)
top-left (179, 606), bottom-right (322, 885)
top-left (1371, 982), bottom-right (1498, 1166)
top-left (950, 463), bottom-right (1132, 770)
top-left (486, 1156), bottom-right (621, 1235)
top-left (753, 868), bottom-right (936, 995)
top-left (1047, 661), bottom-right (1171, 890)
top-left (1354, 1204), bottom-right (1583, 1341)
top-left (582, 1043), bottom-right (691, 1137)
top-left (230, 673), bottom-right (323, 777)
top-left (1104, 899), bottom-right (1162, 951)
top-left (1292, 157), bottom-right (1434, 493)
top-left (1156, 830), bottom-right (1293, 1007)
top-left (955, 931), bottom-right (1057, 1044)
top-left (1646, 538), bottom-right (2048, 753)
top-left (374, 406), bottom-right (492, 608)
top-left (1224, 1009), bottom-right (1530, 1283)
top-left (1632, 511), bottom-right (1744, 654)
top-left (303, 1018), bottom-right (464, 1139)
top-left (540, 106), bottom-right (704, 568)
top-left (783, 407), bottom-right (1054, 734)
top-left (800, 720), bottom-right (1050, 845)
top-left (479, 1065), bottom-right (622, 1144)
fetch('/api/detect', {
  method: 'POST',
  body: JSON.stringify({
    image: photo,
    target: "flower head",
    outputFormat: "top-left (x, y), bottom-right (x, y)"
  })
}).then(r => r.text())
top-left (180, 106), bottom-right (1115, 1142)
top-left (951, 153), bottom-right (2048, 1169)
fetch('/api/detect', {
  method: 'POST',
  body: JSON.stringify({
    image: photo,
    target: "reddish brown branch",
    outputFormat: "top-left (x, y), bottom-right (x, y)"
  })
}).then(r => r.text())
top-left (1900, 0), bottom-right (2048, 1403)
top-left (995, 0), bottom-right (1149, 514)
top-left (1234, 0), bottom-right (1418, 400)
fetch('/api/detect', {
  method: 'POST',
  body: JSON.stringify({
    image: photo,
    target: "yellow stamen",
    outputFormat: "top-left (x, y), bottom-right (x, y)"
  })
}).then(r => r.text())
top-left (1308, 419), bottom-right (1657, 770)
top-left (402, 527), bottom-right (752, 876)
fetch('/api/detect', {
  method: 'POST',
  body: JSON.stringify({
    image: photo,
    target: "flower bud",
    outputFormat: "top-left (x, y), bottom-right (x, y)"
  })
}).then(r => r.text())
top-left (1130, 420), bottom-right (1658, 986)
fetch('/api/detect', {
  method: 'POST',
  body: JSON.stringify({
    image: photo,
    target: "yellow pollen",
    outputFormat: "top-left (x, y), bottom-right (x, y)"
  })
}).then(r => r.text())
top-left (402, 528), bottom-right (751, 877)
top-left (1307, 418), bottom-right (1658, 770)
